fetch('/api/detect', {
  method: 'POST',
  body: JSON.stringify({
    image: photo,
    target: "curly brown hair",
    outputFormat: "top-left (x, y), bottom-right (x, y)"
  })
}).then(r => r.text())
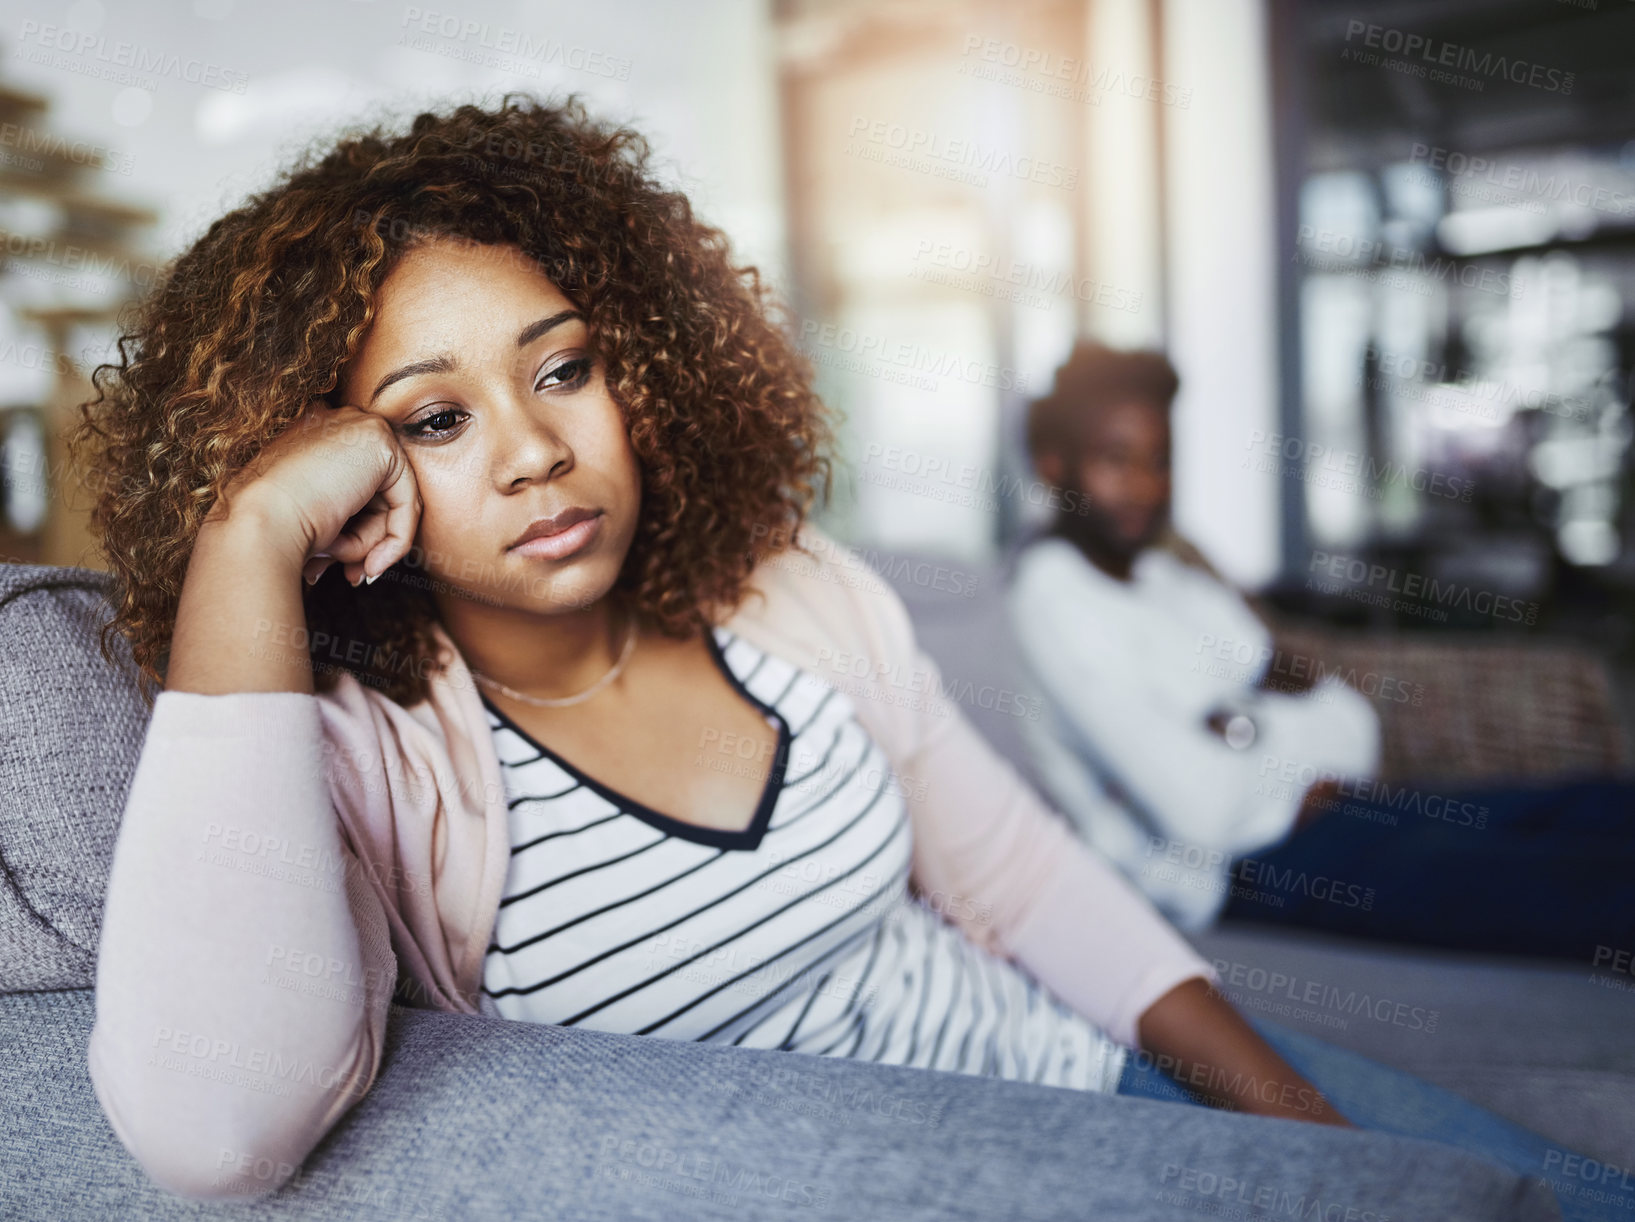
top-left (69, 93), bottom-right (836, 710)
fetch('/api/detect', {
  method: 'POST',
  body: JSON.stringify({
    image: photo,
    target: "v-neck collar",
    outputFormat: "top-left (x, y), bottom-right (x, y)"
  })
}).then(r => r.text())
top-left (478, 626), bottom-right (793, 852)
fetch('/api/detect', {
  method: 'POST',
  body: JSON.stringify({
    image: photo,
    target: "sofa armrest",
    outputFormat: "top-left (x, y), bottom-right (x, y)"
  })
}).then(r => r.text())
top-left (1, 988), bottom-right (1564, 1221)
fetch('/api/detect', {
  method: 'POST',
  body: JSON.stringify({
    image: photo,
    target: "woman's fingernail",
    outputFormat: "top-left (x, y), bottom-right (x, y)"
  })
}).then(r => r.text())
top-left (365, 572), bottom-right (379, 585)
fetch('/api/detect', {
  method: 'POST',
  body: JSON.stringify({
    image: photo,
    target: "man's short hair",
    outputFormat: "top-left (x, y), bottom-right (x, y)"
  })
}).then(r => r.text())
top-left (1026, 341), bottom-right (1180, 464)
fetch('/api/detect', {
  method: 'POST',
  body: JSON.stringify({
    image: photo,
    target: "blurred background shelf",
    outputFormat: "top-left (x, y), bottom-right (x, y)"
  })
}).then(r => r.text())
top-left (0, 51), bottom-right (157, 573)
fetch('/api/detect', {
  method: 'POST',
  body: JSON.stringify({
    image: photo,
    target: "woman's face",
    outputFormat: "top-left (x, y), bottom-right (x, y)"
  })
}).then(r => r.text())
top-left (338, 236), bottom-right (642, 617)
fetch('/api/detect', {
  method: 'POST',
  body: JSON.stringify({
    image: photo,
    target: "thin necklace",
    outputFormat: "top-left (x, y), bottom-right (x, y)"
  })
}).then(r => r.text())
top-left (471, 612), bottom-right (638, 708)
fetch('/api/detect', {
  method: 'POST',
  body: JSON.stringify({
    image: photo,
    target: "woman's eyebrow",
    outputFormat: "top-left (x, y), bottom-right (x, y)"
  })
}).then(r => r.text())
top-left (370, 355), bottom-right (455, 405)
top-left (515, 309), bottom-right (583, 348)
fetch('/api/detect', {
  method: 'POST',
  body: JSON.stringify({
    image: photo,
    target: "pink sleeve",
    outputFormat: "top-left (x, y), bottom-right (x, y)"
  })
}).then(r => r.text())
top-left (855, 574), bottom-right (1219, 1049)
top-left (87, 691), bottom-right (396, 1201)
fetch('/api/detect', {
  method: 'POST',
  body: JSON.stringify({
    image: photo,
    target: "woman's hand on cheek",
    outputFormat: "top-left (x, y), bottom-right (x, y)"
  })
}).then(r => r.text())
top-left (305, 483), bottom-right (419, 588)
top-left (220, 398), bottom-right (423, 590)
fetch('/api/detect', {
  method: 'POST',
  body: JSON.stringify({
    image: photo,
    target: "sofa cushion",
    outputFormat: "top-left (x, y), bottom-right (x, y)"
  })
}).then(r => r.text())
top-left (2, 987), bottom-right (1565, 1220)
top-left (1196, 922), bottom-right (1635, 1170)
top-left (0, 563), bottom-right (149, 991)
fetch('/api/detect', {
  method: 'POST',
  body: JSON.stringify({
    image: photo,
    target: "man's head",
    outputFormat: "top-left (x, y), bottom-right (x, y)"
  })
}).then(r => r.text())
top-left (1027, 342), bottom-right (1177, 563)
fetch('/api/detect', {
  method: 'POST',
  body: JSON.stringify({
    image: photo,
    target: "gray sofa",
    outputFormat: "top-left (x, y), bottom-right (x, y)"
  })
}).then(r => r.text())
top-left (0, 558), bottom-right (1616, 1220)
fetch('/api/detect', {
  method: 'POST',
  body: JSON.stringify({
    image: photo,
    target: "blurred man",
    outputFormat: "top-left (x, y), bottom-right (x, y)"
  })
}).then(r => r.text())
top-left (1002, 341), bottom-right (1381, 931)
top-left (1004, 341), bottom-right (1635, 965)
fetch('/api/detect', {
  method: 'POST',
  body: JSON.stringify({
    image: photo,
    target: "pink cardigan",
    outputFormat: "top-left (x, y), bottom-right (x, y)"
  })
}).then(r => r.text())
top-left (87, 522), bottom-right (1216, 1200)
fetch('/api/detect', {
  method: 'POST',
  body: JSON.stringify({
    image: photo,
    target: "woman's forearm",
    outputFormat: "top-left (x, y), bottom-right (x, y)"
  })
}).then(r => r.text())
top-left (1135, 977), bottom-right (1353, 1126)
top-left (91, 488), bottom-right (392, 1199)
top-left (166, 488), bottom-right (315, 695)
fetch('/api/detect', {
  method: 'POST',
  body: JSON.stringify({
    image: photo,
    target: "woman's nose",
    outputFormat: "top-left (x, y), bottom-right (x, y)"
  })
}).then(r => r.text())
top-left (495, 397), bottom-right (574, 485)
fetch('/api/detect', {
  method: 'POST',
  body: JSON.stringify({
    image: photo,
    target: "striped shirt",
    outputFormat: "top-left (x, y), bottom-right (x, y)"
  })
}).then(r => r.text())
top-left (476, 625), bottom-right (1127, 1094)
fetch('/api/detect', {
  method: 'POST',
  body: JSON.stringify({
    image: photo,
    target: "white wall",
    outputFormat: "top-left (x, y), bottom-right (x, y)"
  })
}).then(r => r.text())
top-left (1161, 0), bottom-right (1281, 588)
top-left (1083, 0), bottom-right (1164, 348)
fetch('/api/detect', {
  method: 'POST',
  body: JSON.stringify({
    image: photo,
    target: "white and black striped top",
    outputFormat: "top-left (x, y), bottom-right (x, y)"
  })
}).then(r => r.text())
top-left (476, 625), bottom-right (1127, 1094)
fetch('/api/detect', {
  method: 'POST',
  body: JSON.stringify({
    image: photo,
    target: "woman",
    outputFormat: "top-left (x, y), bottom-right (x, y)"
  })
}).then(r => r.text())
top-left (72, 96), bottom-right (1613, 1217)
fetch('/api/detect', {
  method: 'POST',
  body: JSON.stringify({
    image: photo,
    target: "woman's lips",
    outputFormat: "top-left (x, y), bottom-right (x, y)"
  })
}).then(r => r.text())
top-left (508, 512), bottom-right (603, 561)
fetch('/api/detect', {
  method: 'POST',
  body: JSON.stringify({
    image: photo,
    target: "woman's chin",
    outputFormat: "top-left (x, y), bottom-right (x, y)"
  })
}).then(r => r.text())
top-left (516, 563), bottom-right (623, 617)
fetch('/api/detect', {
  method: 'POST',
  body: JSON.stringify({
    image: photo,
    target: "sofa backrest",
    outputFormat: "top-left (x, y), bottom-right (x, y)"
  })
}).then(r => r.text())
top-left (0, 562), bottom-right (152, 991)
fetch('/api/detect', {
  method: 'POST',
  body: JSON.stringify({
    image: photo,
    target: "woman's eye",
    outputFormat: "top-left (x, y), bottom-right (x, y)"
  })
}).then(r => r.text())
top-left (405, 407), bottom-right (465, 439)
top-left (536, 357), bottom-right (592, 393)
